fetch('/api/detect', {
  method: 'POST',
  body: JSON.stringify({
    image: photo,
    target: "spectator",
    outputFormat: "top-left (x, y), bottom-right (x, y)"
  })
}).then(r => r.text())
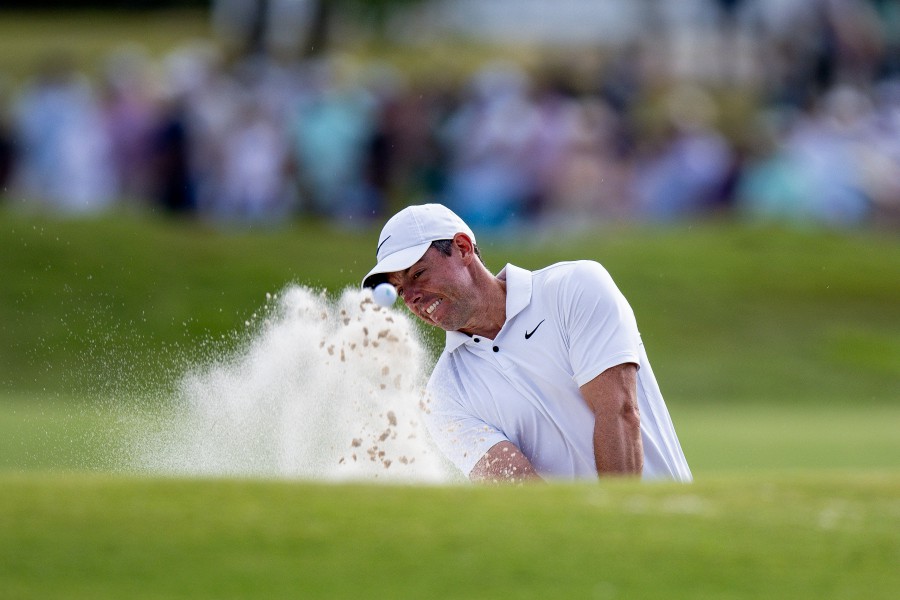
top-left (100, 46), bottom-right (158, 205)
top-left (0, 76), bottom-right (14, 198)
top-left (150, 96), bottom-right (197, 215)
top-left (290, 58), bottom-right (379, 219)
top-left (441, 62), bottom-right (539, 229)
top-left (11, 54), bottom-right (117, 213)
top-left (217, 99), bottom-right (296, 222)
top-left (632, 85), bottom-right (734, 220)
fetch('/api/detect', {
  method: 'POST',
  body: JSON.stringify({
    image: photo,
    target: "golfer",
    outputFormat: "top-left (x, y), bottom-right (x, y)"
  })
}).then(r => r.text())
top-left (363, 204), bottom-right (692, 483)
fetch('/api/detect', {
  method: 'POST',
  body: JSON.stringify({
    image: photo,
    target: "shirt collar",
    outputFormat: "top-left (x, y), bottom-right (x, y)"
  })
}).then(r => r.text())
top-left (444, 263), bottom-right (533, 353)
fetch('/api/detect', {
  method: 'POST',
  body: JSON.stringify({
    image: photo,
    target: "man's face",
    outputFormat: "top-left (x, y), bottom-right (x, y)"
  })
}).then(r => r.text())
top-left (386, 242), bottom-right (476, 332)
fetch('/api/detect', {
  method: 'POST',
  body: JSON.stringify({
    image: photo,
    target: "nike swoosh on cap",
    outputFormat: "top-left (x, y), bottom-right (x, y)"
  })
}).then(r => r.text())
top-left (376, 235), bottom-right (391, 256)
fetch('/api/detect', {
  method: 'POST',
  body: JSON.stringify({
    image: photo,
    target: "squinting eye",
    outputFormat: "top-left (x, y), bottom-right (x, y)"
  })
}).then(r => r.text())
top-left (413, 270), bottom-right (424, 279)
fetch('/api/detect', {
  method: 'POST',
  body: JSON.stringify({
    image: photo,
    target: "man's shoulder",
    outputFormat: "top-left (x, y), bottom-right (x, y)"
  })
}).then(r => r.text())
top-left (531, 260), bottom-right (611, 289)
top-left (424, 351), bottom-right (469, 414)
top-left (426, 351), bottom-right (456, 390)
top-left (527, 260), bottom-right (624, 316)
top-left (533, 259), bottom-right (605, 277)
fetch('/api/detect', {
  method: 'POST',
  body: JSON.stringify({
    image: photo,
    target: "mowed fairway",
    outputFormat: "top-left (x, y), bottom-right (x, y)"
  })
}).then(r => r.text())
top-left (1, 209), bottom-right (898, 598)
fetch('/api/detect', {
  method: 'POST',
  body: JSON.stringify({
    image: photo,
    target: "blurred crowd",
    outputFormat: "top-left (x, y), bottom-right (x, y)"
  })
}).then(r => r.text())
top-left (1, 0), bottom-right (900, 230)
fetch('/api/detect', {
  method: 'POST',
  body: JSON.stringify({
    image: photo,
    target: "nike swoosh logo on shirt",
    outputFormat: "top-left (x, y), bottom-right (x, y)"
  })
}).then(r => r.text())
top-left (524, 319), bottom-right (545, 340)
top-left (376, 235), bottom-right (391, 256)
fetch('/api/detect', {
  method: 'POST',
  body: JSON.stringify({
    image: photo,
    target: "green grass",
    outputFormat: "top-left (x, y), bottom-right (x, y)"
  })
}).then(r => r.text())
top-left (0, 396), bottom-right (126, 473)
top-left (3, 399), bottom-right (899, 476)
top-left (675, 404), bottom-right (900, 474)
top-left (1, 472), bottom-right (898, 599)
top-left (0, 212), bottom-right (376, 396)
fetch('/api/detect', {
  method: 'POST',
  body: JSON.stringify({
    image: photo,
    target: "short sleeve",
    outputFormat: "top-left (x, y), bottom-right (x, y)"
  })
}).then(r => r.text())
top-left (561, 261), bottom-right (641, 387)
top-left (422, 362), bottom-right (509, 477)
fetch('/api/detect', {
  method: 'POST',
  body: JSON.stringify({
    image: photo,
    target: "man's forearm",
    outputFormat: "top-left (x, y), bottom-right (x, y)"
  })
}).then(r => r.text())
top-left (581, 363), bottom-right (644, 477)
top-left (470, 441), bottom-right (543, 484)
top-left (593, 409), bottom-right (643, 476)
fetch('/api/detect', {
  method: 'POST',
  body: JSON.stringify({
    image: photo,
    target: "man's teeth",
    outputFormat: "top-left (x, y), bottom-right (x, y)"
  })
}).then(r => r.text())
top-left (425, 299), bottom-right (442, 315)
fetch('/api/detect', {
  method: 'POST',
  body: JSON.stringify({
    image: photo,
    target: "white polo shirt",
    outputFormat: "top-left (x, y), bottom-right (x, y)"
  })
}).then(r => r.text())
top-left (423, 261), bottom-right (692, 482)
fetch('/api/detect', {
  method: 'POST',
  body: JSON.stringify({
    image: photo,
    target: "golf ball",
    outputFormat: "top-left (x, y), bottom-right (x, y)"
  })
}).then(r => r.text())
top-left (372, 282), bottom-right (398, 307)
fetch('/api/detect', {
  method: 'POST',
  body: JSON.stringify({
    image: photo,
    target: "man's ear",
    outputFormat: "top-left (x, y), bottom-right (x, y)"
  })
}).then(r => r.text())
top-left (452, 233), bottom-right (475, 264)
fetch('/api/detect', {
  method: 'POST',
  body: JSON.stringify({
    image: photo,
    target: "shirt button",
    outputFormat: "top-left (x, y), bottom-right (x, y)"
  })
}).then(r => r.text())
top-left (492, 346), bottom-right (499, 352)
top-left (473, 338), bottom-right (480, 343)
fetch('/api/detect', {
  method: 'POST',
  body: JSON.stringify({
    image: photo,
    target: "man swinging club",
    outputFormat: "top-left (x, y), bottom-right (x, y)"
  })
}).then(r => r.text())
top-left (362, 203), bottom-right (692, 483)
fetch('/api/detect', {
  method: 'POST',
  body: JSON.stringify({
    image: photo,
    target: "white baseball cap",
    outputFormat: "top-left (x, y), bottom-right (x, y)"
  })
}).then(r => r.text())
top-left (362, 203), bottom-right (475, 288)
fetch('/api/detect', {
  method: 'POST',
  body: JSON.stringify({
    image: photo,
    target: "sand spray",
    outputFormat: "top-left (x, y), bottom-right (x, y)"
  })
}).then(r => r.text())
top-left (126, 285), bottom-right (458, 484)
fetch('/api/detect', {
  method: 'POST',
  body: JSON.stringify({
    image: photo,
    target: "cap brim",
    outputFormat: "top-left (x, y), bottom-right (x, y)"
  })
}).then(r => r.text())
top-left (361, 241), bottom-right (432, 289)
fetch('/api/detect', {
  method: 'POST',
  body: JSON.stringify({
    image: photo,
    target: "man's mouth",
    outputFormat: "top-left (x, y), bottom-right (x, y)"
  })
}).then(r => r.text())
top-left (425, 299), bottom-right (442, 315)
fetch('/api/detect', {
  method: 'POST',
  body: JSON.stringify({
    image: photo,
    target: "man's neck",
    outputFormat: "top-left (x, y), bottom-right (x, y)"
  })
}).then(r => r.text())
top-left (460, 275), bottom-right (507, 340)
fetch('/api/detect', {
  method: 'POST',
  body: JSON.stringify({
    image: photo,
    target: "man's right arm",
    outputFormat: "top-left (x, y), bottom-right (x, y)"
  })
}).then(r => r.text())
top-left (469, 441), bottom-right (543, 483)
top-left (424, 361), bottom-right (535, 483)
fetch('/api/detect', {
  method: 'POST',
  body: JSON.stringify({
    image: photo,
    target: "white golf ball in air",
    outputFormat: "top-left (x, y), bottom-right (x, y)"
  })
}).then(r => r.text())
top-left (372, 282), bottom-right (398, 307)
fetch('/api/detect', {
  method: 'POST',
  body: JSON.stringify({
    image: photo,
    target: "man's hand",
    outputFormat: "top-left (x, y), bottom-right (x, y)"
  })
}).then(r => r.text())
top-left (580, 362), bottom-right (643, 477)
top-left (469, 441), bottom-right (543, 484)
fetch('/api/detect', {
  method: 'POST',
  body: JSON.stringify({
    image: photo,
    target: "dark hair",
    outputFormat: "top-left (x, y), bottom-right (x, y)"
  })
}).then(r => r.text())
top-left (430, 239), bottom-right (484, 264)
